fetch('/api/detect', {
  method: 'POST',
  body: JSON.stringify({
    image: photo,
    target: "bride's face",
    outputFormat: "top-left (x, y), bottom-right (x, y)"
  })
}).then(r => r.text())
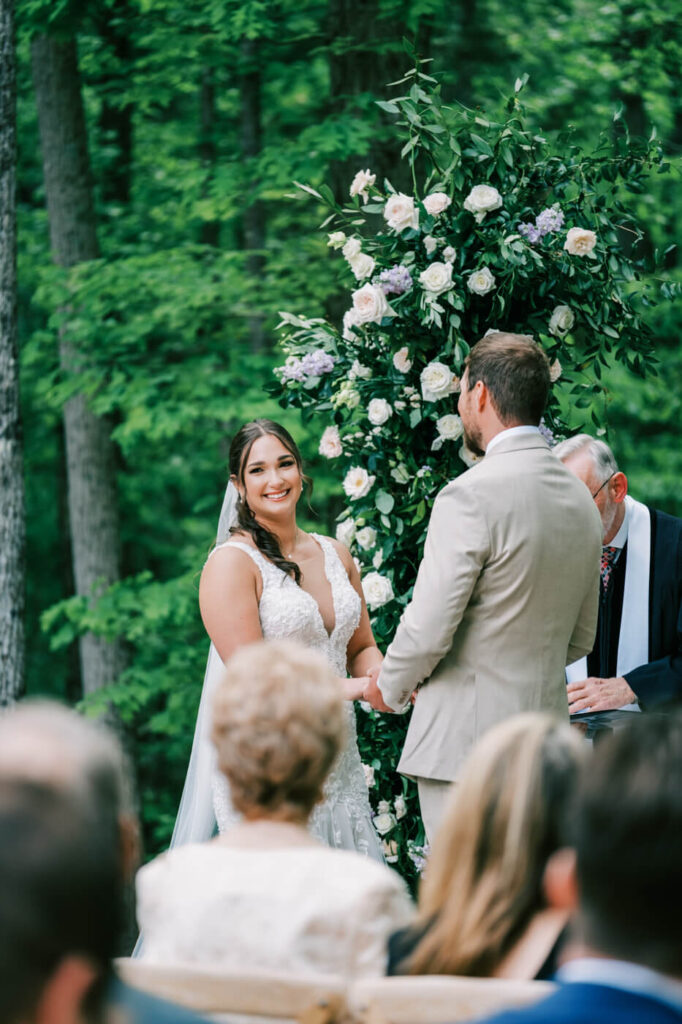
top-left (238, 434), bottom-right (303, 518)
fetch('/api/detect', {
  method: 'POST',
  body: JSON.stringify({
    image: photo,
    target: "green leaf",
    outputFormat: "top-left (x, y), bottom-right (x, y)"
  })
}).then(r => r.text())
top-left (375, 491), bottom-right (395, 514)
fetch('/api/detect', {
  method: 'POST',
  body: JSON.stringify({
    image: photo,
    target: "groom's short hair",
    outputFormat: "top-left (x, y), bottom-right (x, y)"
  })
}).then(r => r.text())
top-left (466, 332), bottom-right (550, 425)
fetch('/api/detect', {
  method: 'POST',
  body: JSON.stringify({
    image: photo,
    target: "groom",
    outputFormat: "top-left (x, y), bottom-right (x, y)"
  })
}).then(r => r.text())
top-left (364, 332), bottom-right (602, 840)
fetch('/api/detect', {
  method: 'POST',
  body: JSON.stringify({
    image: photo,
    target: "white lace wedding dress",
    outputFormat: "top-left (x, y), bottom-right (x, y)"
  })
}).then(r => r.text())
top-left (211, 534), bottom-right (384, 861)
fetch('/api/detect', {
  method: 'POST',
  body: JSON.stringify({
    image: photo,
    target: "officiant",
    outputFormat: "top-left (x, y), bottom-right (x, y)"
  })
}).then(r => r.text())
top-left (556, 435), bottom-right (682, 712)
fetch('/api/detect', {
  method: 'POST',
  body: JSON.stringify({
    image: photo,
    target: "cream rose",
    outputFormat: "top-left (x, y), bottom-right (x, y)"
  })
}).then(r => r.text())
top-left (367, 398), bottom-right (392, 426)
top-left (393, 347), bottom-right (412, 373)
top-left (459, 441), bottom-right (484, 468)
top-left (383, 192), bottom-right (419, 233)
top-left (342, 237), bottom-right (362, 260)
top-left (394, 794), bottom-right (407, 819)
top-left (362, 763), bottom-right (375, 788)
top-left (419, 261), bottom-right (453, 296)
top-left (423, 192), bottom-right (451, 216)
top-left (463, 184), bottom-right (503, 223)
top-left (350, 168), bottom-right (376, 203)
top-left (342, 308), bottom-right (361, 342)
top-left (423, 235), bottom-right (439, 256)
top-left (549, 358), bottom-right (563, 383)
top-left (319, 425), bottom-right (342, 458)
top-left (436, 414), bottom-right (464, 441)
top-left (373, 806), bottom-right (397, 835)
top-left (442, 245), bottom-right (457, 263)
top-left (467, 266), bottom-right (496, 296)
top-left (335, 517), bottom-right (356, 547)
top-left (372, 549), bottom-right (383, 569)
top-left (548, 304), bottom-right (575, 337)
top-left (343, 467), bottom-right (375, 500)
top-left (349, 252), bottom-right (376, 281)
top-left (349, 359), bottom-right (372, 380)
top-left (327, 231), bottom-right (346, 249)
top-left (564, 227), bottom-right (597, 256)
top-left (362, 571), bottom-right (394, 610)
top-left (356, 526), bottom-right (377, 550)
top-left (421, 361), bottom-right (454, 402)
top-left (352, 283), bottom-right (395, 324)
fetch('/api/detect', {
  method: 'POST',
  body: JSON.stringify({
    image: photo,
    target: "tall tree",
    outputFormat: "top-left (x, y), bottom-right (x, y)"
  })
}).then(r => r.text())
top-left (239, 38), bottom-right (266, 351)
top-left (0, 0), bottom-right (25, 705)
top-left (31, 33), bottom-right (126, 695)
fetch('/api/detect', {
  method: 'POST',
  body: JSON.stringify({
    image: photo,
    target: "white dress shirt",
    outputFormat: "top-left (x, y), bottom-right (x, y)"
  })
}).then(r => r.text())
top-left (485, 425), bottom-right (542, 455)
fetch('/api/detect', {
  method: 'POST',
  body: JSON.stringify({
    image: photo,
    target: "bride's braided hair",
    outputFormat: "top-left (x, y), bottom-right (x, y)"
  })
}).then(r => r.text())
top-left (229, 419), bottom-right (308, 585)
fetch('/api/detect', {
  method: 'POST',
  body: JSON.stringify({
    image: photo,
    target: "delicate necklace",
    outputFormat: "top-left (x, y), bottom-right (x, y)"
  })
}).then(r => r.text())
top-left (283, 528), bottom-right (301, 559)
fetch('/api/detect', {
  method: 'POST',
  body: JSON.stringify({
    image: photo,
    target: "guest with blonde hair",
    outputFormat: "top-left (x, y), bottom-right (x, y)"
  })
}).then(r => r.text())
top-left (137, 640), bottom-right (413, 976)
top-left (388, 713), bottom-right (584, 980)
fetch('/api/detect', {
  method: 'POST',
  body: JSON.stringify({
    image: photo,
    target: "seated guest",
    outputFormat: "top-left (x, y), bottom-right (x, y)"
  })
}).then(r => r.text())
top-left (470, 711), bottom-right (682, 1023)
top-left (136, 641), bottom-right (414, 976)
top-left (388, 714), bottom-right (584, 980)
top-left (0, 777), bottom-right (120, 1024)
top-left (555, 434), bottom-right (682, 712)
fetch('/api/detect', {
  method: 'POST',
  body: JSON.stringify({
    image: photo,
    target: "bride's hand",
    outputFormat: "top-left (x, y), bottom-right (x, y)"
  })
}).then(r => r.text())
top-left (341, 676), bottom-right (369, 701)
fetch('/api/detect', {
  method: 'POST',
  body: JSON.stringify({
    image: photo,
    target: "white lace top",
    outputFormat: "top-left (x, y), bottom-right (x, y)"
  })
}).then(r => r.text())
top-left (211, 534), bottom-right (384, 860)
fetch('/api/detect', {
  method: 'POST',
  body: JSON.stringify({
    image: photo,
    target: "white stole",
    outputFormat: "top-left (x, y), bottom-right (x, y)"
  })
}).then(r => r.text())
top-left (566, 496), bottom-right (651, 711)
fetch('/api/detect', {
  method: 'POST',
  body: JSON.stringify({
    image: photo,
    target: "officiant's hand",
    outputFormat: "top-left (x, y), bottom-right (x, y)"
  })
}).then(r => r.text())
top-left (567, 675), bottom-right (636, 714)
top-left (363, 665), bottom-right (394, 713)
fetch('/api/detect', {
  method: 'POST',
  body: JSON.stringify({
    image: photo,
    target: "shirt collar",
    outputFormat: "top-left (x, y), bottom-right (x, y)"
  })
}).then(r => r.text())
top-left (605, 498), bottom-right (629, 550)
top-left (485, 425), bottom-right (541, 455)
top-left (557, 957), bottom-right (682, 1012)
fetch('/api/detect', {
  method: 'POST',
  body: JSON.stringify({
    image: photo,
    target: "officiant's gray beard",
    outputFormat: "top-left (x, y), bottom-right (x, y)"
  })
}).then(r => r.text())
top-left (463, 426), bottom-right (486, 458)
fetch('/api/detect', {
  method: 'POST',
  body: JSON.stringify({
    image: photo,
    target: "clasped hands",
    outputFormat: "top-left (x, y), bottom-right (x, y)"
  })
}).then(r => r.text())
top-left (567, 675), bottom-right (636, 714)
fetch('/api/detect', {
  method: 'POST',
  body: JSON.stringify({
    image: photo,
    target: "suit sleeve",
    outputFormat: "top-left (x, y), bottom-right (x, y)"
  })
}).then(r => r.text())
top-left (565, 567), bottom-right (600, 665)
top-left (624, 591), bottom-right (682, 709)
top-left (378, 480), bottom-right (489, 711)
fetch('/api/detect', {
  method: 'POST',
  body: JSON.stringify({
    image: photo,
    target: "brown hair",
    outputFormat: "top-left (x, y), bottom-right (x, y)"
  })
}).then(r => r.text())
top-left (229, 419), bottom-right (308, 584)
top-left (404, 714), bottom-right (583, 978)
top-left (212, 641), bottom-right (346, 821)
top-left (465, 333), bottom-right (550, 425)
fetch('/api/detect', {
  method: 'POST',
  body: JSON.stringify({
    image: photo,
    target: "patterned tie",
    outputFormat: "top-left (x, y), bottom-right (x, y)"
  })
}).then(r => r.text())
top-left (600, 545), bottom-right (620, 592)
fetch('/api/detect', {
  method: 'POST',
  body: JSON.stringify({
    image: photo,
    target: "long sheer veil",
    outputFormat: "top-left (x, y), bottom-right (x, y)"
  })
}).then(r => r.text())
top-left (169, 480), bottom-right (239, 848)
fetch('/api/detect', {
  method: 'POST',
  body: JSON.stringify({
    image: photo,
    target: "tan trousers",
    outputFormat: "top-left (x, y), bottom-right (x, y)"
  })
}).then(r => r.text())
top-left (417, 776), bottom-right (455, 844)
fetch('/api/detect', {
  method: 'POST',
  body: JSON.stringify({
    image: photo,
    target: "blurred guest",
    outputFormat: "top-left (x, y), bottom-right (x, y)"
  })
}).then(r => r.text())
top-left (555, 435), bottom-right (682, 712)
top-left (0, 701), bottom-right (208, 1024)
top-left (0, 777), bottom-right (120, 1024)
top-left (470, 712), bottom-right (682, 1023)
top-left (137, 641), bottom-right (413, 976)
top-left (388, 714), bottom-right (584, 980)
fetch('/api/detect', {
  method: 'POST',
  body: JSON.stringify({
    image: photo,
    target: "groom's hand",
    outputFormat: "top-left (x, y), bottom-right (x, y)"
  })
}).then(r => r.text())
top-left (363, 666), bottom-right (394, 713)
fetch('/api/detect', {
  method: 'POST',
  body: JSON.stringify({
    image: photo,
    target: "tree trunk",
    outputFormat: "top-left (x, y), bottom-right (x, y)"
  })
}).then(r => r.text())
top-left (0, 0), bottom-right (25, 705)
top-left (240, 39), bottom-right (266, 351)
top-left (95, 0), bottom-right (134, 207)
top-left (31, 35), bottom-right (126, 696)
top-left (199, 67), bottom-right (220, 247)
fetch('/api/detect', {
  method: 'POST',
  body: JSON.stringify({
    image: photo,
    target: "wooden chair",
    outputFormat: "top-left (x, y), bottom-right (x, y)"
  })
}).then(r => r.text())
top-left (348, 975), bottom-right (556, 1024)
top-left (115, 959), bottom-right (348, 1023)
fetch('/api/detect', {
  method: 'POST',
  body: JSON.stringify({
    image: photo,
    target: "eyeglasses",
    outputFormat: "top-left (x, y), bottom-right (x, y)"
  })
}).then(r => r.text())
top-left (591, 473), bottom-right (615, 500)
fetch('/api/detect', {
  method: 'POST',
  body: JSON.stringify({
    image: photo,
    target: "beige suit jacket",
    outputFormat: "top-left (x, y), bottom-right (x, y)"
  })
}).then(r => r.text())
top-left (378, 432), bottom-right (602, 782)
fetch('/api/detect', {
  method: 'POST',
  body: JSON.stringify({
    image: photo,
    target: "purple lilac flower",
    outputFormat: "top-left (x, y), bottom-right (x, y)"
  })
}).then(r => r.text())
top-left (519, 222), bottom-right (542, 244)
top-left (538, 418), bottom-right (555, 446)
top-left (535, 205), bottom-right (565, 234)
top-left (278, 358), bottom-right (307, 382)
top-left (379, 265), bottom-right (413, 296)
top-left (300, 350), bottom-right (336, 375)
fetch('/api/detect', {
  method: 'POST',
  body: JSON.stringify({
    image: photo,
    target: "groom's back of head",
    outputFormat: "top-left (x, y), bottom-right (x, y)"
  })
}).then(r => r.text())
top-left (467, 332), bottom-right (551, 425)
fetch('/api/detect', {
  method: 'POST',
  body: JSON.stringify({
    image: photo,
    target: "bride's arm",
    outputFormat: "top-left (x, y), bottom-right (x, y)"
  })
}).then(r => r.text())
top-left (199, 546), bottom-right (263, 663)
top-left (330, 539), bottom-right (384, 681)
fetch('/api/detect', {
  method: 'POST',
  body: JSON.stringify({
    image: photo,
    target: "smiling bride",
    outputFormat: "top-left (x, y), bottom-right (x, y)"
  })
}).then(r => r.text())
top-left (171, 418), bottom-right (385, 860)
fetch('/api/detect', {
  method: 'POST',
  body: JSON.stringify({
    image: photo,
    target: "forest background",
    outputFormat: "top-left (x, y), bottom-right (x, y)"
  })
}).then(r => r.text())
top-left (2, 0), bottom-right (681, 863)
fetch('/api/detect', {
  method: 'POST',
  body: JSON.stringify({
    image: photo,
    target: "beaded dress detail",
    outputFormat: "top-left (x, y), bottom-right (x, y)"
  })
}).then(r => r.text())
top-left (211, 534), bottom-right (383, 861)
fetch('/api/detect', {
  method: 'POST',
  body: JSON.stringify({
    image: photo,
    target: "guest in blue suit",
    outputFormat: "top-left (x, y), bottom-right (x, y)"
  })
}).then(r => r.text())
top-left (470, 712), bottom-right (682, 1024)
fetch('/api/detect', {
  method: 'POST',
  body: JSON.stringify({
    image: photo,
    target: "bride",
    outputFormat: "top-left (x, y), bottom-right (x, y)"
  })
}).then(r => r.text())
top-left (172, 418), bottom-right (385, 860)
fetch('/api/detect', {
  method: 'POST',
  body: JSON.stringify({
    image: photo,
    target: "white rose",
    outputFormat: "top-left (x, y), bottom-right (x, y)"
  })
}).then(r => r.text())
top-left (362, 571), bottom-right (394, 610)
top-left (394, 794), bottom-right (407, 819)
top-left (423, 235), bottom-right (439, 255)
top-left (549, 358), bottom-right (562, 383)
top-left (383, 192), bottom-right (419, 233)
top-left (349, 253), bottom-right (375, 280)
top-left (442, 245), bottom-right (457, 263)
top-left (335, 517), bottom-right (356, 547)
top-left (467, 266), bottom-right (496, 296)
top-left (463, 184), bottom-right (503, 223)
top-left (343, 467), bottom-right (376, 500)
top-left (393, 347), bottom-right (412, 373)
top-left (349, 359), bottom-right (372, 380)
top-left (378, 799), bottom-right (391, 814)
top-left (420, 361), bottom-right (454, 402)
top-left (373, 810), bottom-right (397, 836)
top-left (342, 237), bottom-right (362, 260)
top-left (362, 763), bottom-right (375, 788)
top-left (342, 308), bottom-right (361, 342)
top-left (423, 191), bottom-right (451, 216)
top-left (318, 425), bottom-right (343, 458)
top-left (372, 549), bottom-right (383, 569)
top-left (564, 227), bottom-right (597, 256)
top-left (352, 283), bottom-right (395, 324)
top-left (350, 168), bottom-right (376, 203)
top-left (356, 526), bottom-right (377, 550)
top-left (327, 231), bottom-right (346, 249)
top-left (368, 398), bottom-right (392, 426)
top-left (332, 382), bottom-right (361, 410)
top-left (419, 261), bottom-right (453, 296)
top-left (548, 304), bottom-right (575, 337)
top-left (459, 441), bottom-right (484, 468)
top-left (436, 414), bottom-right (464, 441)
